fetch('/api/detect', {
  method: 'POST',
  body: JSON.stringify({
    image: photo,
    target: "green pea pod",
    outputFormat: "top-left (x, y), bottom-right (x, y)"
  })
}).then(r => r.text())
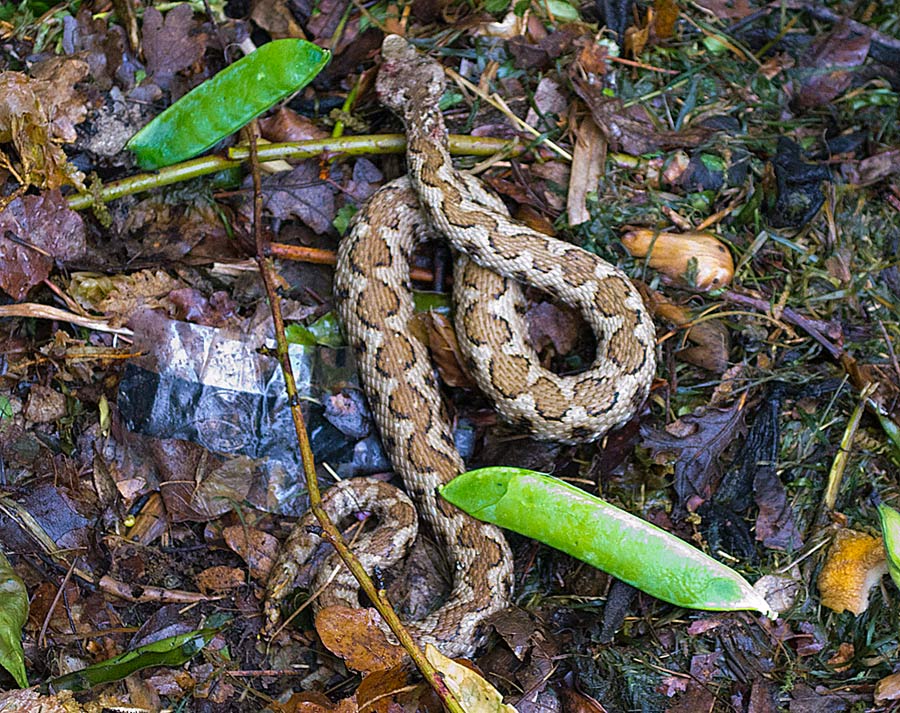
top-left (0, 551), bottom-right (28, 687)
top-left (127, 39), bottom-right (330, 170)
top-left (877, 503), bottom-right (900, 590)
top-left (441, 467), bottom-right (775, 617)
top-left (44, 626), bottom-right (221, 692)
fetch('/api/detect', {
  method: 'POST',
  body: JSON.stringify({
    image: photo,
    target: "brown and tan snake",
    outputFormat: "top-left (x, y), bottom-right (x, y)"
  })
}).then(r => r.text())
top-left (264, 35), bottom-right (656, 657)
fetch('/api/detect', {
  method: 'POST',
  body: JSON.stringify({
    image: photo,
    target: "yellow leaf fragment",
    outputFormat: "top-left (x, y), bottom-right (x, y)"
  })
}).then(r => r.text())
top-left (425, 644), bottom-right (518, 713)
top-left (621, 229), bottom-right (734, 290)
top-left (817, 529), bottom-right (887, 615)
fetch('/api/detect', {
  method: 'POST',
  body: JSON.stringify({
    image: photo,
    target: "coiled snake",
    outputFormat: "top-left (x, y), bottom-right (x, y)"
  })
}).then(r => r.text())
top-left (264, 35), bottom-right (656, 657)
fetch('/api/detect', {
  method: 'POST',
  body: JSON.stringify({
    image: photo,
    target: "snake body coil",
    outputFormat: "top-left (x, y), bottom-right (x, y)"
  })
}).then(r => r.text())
top-left (265, 36), bottom-right (656, 656)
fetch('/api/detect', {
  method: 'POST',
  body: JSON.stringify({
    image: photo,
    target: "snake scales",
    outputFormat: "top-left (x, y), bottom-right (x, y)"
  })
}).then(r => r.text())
top-left (264, 35), bottom-right (656, 657)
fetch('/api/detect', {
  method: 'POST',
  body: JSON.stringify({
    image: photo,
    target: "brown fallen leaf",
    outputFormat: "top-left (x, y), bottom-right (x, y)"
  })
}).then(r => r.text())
top-left (274, 691), bottom-right (359, 713)
top-left (841, 149), bottom-right (900, 186)
top-left (0, 190), bottom-right (86, 301)
top-left (413, 311), bottom-right (475, 389)
top-left (653, 0), bottom-right (679, 41)
top-left (875, 671), bottom-right (900, 705)
top-left (141, 5), bottom-right (208, 91)
top-left (793, 20), bottom-right (871, 110)
top-left (250, 0), bottom-right (308, 40)
top-left (640, 286), bottom-right (730, 373)
top-left (28, 55), bottom-right (90, 143)
top-left (567, 116), bottom-right (606, 226)
top-left (223, 525), bottom-right (280, 581)
top-left (572, 77), bottom-right (711, 155)
top-left (0, 71), bottom-right (86, 190)
top-left (259, 107), bottom-right (330, 143)
top-left (315, 605), bottom-right (406, 673)
top-left (0, 689), bottom-right (86, 713)
top-left (23, 384), bottom-right (67, 424)
top-left (195, 565), bottom-right (245, 594)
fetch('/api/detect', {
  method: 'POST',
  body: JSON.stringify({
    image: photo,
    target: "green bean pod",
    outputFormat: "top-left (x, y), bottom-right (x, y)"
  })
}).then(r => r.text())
top-left (877, 502), bottom-right (900, 590)
top-left (441, 467), bottom-right (774, 617)
top-left (127, 39), bottom-right (330, 170)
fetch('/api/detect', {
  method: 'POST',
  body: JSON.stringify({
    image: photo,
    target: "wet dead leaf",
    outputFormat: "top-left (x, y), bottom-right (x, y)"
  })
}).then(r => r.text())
top-left (0, 190), bottom-right (86, 301)
top-left (572, 78), bottom-right (711, 155)
top-left (262, 161), bottom-right (336, 234)
top-left (69, 270), bottom-right (183, 327)
top-left (23, 384), bottom-right (67, 424)
top-left (223, 525), bottom-right (280, 581)
top-left (0, 74), bottom-right (85, 190)
top-left (526, 301), bottom-right (581, 361)
top-left (195, 565), bottom-right (245, 594)
top-left (653, 0), bottom-right (678, 40)
top-left (274, 691), bottom-right (359, 713)
top-left (641, 402), bottom-right (746, 511)
top-left (692, 0), bottom-right (753, 19)
top-left (357, 664), bottom-right (427, 713)
top-left (793, 20), bottom-right (871, 110)
top-left (558, 687), bottom-right (607, 713)
top-left (259, 107), bottom-right (330, 143)
top-left (841, 148), bottom-right (900, 186)
top-left (315, 605), bottom-right (406, 673)
top-left (250, 0), bottom-right (308, 40)
top-left (152, 440), bottom-right (254, 522)
top-left (28, 56), bottom-right (91, 143)
top-left (141, 5), bottom-right (208, 90)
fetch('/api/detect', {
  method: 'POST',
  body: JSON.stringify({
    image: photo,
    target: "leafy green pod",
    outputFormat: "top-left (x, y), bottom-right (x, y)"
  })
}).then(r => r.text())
top-left (877, 503), bottom-right (900, 590)
top-left (0, 550), bottom-right (29, 687)
top-left (441, 467), bottom-right (775, 617)
top-left (127, 39), bottom-right (330, 170)
top-left (45, 627), bottom-right (221, 692)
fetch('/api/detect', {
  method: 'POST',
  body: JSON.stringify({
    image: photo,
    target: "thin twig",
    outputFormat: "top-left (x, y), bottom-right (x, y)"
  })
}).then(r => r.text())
top-left (246, 126), bottom-right (465, 713)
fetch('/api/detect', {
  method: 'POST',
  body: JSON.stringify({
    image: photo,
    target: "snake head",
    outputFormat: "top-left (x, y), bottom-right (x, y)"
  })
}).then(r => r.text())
top-left (377, 35), bottom-right (447, 120)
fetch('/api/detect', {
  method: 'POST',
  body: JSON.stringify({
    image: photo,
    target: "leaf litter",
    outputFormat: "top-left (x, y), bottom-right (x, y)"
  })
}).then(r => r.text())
top-left (0, 1), bottom-right (899, 711)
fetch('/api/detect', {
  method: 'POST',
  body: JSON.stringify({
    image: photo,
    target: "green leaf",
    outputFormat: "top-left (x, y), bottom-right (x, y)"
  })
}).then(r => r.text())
top-left (484, 0), bottom-right (510, 14)
top-left (127, 39), bottom-right (330, 170)
top-left (286, 312), bottom-right (345, 348)
top-left (542, 0), bottom-right (580, 21)
top-left (333, 204), bottom-right (357, 236)
top-left (0, 551), bottom-right (29, 688)
top-left (45, 627), bottom-right (222, 692)
top-left (878, 503), bottom-right (900, 590)
top-left (441, 467), bottom-right (775, 617)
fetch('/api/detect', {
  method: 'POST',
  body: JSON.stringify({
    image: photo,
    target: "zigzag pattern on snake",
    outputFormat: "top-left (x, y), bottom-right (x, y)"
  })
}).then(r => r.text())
top-left (264, 35), bottom-right (656, 657)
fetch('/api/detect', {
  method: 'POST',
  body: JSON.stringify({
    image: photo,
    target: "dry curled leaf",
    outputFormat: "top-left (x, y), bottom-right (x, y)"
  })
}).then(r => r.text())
top-left (425, 644), bottom-right (518, 713)
top-left (622, 229), bottom-right (733, 290)
top-left (0, 73), bottom-right (85, 190)
top-left (817, 529), bottom-right (887, 615)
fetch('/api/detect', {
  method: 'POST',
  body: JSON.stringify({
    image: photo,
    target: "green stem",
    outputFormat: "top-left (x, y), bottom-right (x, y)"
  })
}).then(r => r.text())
top-left (67, 134), bottom-right (517, 211)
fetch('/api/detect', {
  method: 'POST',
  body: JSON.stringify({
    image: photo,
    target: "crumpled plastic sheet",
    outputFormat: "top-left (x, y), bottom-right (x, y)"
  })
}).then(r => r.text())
top-left (118, 309), bottom-right (364, 515)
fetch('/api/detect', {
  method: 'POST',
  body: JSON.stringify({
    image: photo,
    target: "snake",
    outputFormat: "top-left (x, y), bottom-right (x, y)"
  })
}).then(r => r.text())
top-left (263, 35), bottom-right (656, 658)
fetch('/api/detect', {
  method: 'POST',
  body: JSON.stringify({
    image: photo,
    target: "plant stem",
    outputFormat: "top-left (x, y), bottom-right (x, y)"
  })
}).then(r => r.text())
top-left (67, 134), bottom-right (516, 211)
